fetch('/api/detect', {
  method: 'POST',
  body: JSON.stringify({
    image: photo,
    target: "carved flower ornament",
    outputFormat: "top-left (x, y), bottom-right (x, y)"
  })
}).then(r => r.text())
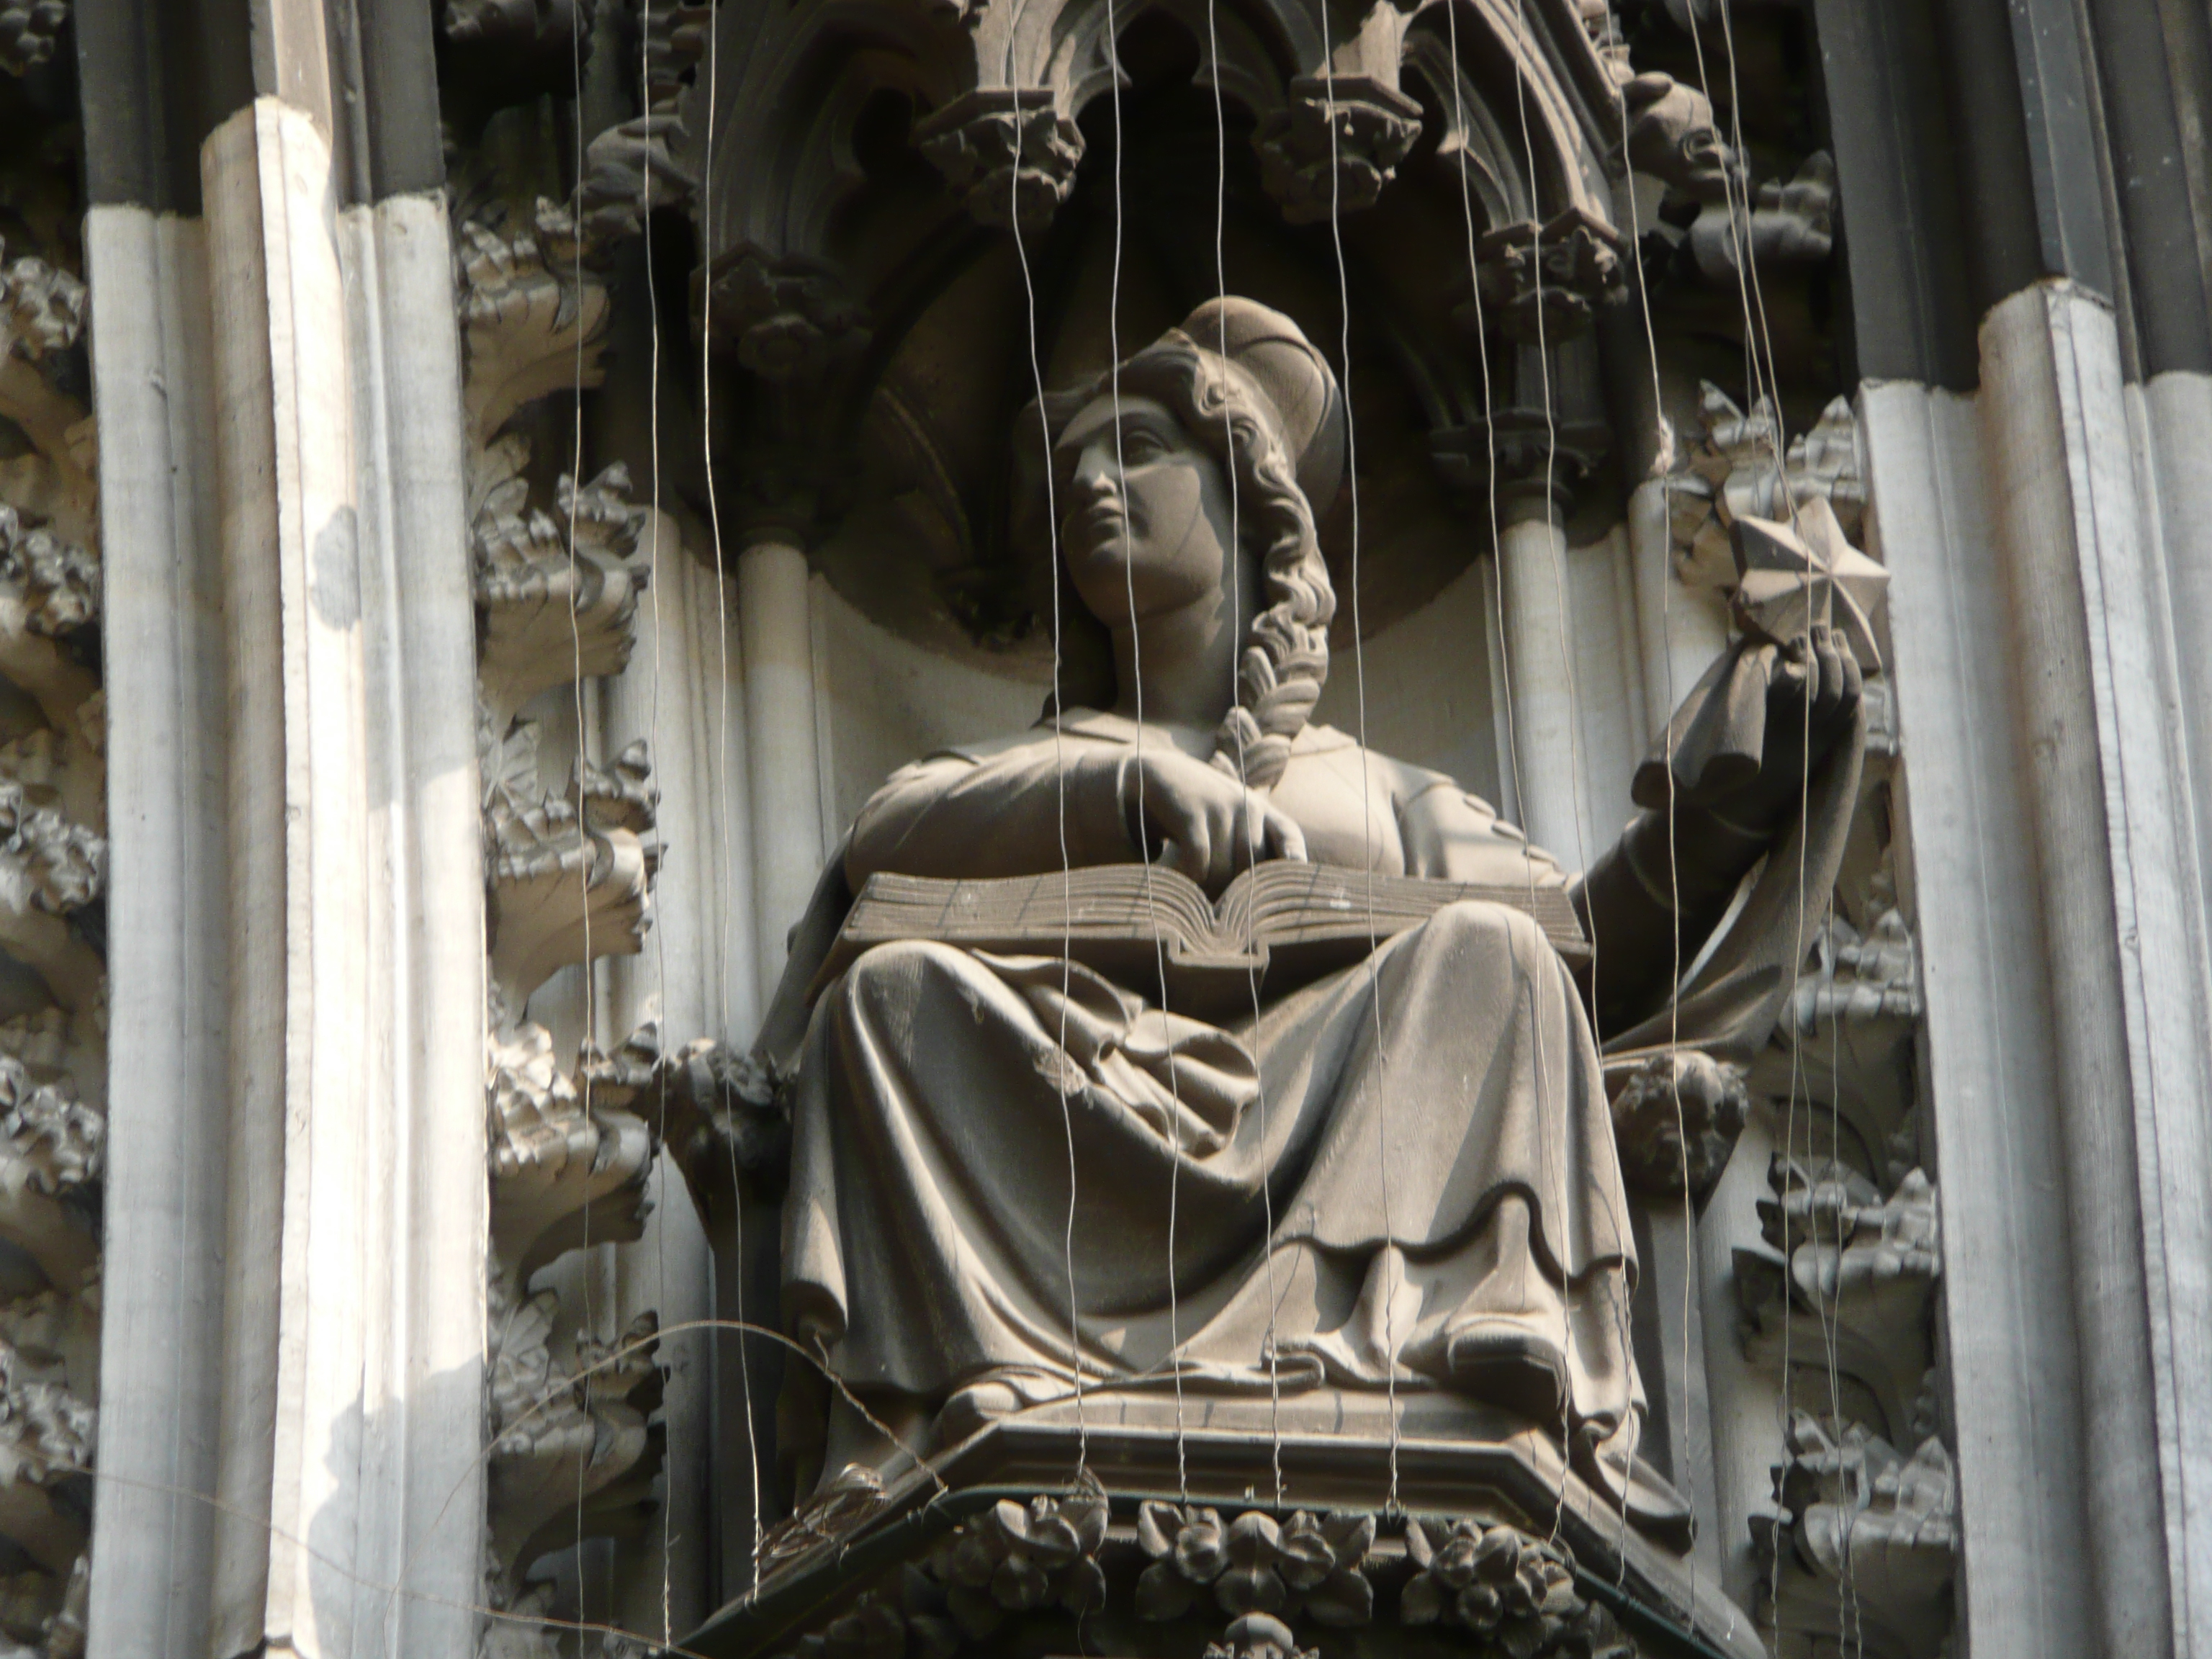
top-left (1136, 1502), bottom-right (1376, 1626)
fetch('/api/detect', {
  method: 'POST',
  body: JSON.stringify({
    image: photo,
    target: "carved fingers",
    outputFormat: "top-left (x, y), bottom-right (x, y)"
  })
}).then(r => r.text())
top-left (1758, 621), bottom-right (1861, 801)
top-left (1120, 747), bottom-right (1305, 893)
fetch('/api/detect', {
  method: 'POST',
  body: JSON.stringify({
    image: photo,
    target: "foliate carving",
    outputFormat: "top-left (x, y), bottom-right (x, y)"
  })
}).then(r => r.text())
top-left (639, 2), bottom-right (714, 115)
top-left (1688, 152), bottom-right (1838, 282)
top-left (0, 247), bottom-right (95, 553)
top-left (0, 1), bottom-right (67, 77)
top-left (1787, 908), bottom-right (1921, 1036)
top-left (701, 248), bottom-right (869, 383)
top-left (1606, 1047), bottom-right (1748, 1201)
top-left (485, 1282), bottom-right (662, 1583)
top-left (574, 114), bottom-right (698, 248)
top-left (1205, 1614), bottom-right (1315, 1659)
top-left (656, 1038), bottom-right (791, 1208)
top-left (1428, 410), bottom-right (1611, 511)
top-left (0, 204), bottom-right (96, 1643)
top-left (0, 1339), bottom-right (93, 1573)
top-left (0, 511), bottom-right (94, 640)
top-left (473, 450), bottom-right (652, 727)
top-left (772, 1483), bottom-right (1111, 1659)
top-left (0, 248), bottom-right (81, 365)
top-left (0, 784), bottom-right (104, 1016)
top-left (485, 738), bottom-right (660, 1002)
top-left (1401, 1519), bottom-right (1633, 1656)
top-left (1757, 1416), bottom-right (1956, 1658)
top-left (443, 0), bottom-right (595, 50)
top-left (1470, 208), bottom-right (1625, 343)
top-left (1618, 72), bottom-right (1732, 204)
top-left (917, 92), bottom-right (1086, 234)
top-left (1765, 1162), bottom-right (1940, 1308)
top-left (1737, 1156), bottom-right (1939, 1459)
top-left (930, 1477), bottom-right (1110, 1629)
top-left (454, 217), bottom-right (613, 449)
top-left (1665, 385), bottom-right (1864, 588)
top-left (1252, 77), bottom-right (1424, 225)
top-left (487, 1018), bottom-right (656, 1282)
top-left (1135, 1504), bottom-right (1374, 1627)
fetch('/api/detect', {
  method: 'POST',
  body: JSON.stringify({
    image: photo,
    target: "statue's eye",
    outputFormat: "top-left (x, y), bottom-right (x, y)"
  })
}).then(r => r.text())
top-left (1123, 429), bottom-right (1166, 461)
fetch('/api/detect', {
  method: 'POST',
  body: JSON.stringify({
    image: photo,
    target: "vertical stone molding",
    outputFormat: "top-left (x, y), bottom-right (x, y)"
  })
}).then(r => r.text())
top-left (85, 207), bottom-right (220, 1659)
top-left (178, 99), bottom-right (486, 1658)
top-left (737, 536), bottom-right (822, 998)
top-left (1979, 280), bottom-right (2212, 1659)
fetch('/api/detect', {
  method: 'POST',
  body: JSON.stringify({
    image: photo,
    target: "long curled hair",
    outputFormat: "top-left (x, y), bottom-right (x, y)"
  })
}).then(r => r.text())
top-left (1016, 329), bottom-right (1336, 790)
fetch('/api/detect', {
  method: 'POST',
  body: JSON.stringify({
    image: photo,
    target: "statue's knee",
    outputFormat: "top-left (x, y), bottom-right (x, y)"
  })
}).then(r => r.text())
top-left (836, 938), bottom-right (965, 1017)
top-left (1429, 896), bottom-right (1534, 942)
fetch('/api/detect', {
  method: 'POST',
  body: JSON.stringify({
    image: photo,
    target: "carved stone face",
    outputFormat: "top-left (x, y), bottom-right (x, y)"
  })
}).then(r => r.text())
top-left (1056, 391), bottom-right (1241, 629)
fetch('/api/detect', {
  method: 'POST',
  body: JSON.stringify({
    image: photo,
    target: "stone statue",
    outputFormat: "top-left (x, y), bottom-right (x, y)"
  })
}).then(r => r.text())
top-left (764, 298), bottom-right (1863, 1540)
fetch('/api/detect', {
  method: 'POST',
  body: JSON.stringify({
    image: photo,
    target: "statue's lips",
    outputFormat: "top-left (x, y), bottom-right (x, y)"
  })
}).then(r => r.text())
top-left (1065, 503), bottom-right (1127, 553)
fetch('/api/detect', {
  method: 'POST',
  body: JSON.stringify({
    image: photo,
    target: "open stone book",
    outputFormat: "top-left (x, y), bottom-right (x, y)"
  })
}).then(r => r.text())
top-left (817, 862), bottom-right (1591, 1003)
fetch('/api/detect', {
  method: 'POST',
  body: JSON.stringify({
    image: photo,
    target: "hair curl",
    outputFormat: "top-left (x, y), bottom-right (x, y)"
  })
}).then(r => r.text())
top-left (1015, 331), bottom-right (1336, 790)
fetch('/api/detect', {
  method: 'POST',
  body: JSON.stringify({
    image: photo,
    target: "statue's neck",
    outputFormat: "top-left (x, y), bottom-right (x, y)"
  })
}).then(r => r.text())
top-left (1108, 601), bottom-right (1239, 732)
top-left (1105, 565), bottom-right (1260, 734)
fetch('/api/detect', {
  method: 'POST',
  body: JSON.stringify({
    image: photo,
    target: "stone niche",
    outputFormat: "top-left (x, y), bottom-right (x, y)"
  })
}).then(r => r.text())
top-left (434, 0), bottom-right (1948, 1654)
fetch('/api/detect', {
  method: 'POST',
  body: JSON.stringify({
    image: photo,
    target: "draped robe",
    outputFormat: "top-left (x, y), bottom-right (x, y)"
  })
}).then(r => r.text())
top-left (781, 709), bottom-right (1655, 1492)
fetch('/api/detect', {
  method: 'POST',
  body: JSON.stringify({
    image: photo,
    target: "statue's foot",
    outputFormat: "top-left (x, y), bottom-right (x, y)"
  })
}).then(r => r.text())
top-left (935, 1370), bottom-right (1078, 1447)
top-left (1431, 1326), bottom-right (1570, 1424)
top-left (1570, 1425), bottom-right (1697, 1552)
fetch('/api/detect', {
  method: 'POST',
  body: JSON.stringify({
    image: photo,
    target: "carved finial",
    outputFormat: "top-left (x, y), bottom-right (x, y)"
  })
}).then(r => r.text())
top-left (916, 91), bottom-right (1086, 233)
top-left (1252, 77), bottom-right (1424, 225)
top-left (0, 1), bottom-right (67, 79)
top-left (701, 247), bottom-right (870, 382)
top-left (1469, 207), bottom-right (1627, 343)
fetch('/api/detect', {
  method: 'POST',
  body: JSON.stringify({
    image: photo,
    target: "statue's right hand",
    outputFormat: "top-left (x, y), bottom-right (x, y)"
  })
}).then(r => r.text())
top-left (1085, 746), bottom-right (1306, 893)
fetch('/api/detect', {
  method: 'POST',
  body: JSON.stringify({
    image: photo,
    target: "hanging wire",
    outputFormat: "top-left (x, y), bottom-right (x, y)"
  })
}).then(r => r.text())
top-left (1593, 0), bottom-right (1701, 1613)
top-left (1204, 0), bottom-right (1286, 1509)
top-left (999, 12), bottom-right (1093, 1480)
top-left (1490, 0), bottom-right (1594, 1548)
top-left (1704, 3), bottom-right (1863, 1644)
top-left (1676, 0), bottom-right (1849, 1640)
top-left (1087, 0), bottom-right (1197, 1503)
top-left (1313, 32), bottom-right (1406, 1519)
top-left (567, 0), bottom-right (601, 1624)
top-left (691, 0), bottom-right (769, 1599)
top-left (1439, 0), bottom-right (1567, 1544)
top-left (637, 0), bottom-right (681, 1639)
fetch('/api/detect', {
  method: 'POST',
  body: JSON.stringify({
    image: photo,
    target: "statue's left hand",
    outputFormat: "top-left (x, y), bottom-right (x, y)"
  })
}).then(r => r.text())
top-left (1650, 621), bottom-right (1861, 827)
top-left (1729, 621), bottom-right (1862, 819)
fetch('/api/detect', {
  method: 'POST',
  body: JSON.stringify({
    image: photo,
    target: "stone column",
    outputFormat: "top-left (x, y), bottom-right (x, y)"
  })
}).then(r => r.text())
top-left (1977, 280), bottom-right (2212, 1659)
top-left (739, 530), bottom-right (826, 999)
top-left (85, 208), bottom-right (228, 1658)
top-left (1860, 372), bottom-right (2097, 1659)
top-left (1627, 477), bottom-right (1728, 746)
top-left (1496, 501), bottom-right (1593, 860)
top-left (82, 89), bottom-right (488, 1655)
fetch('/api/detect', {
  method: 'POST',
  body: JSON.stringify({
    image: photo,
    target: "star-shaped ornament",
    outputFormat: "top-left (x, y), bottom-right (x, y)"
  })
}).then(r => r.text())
top-left (1728, 494), bottom-right (1888, 673)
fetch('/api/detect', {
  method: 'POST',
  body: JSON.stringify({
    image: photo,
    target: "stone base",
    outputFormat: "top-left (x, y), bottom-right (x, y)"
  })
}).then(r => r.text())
top-left (686, 1389), bottom-right (1763, 1659)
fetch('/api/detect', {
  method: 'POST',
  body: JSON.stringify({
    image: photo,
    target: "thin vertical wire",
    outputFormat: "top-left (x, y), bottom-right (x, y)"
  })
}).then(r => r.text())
top-left (1681, 1), bottom-right (1837, 1637)
top-left (1441, 0), bottom-right (1559, 1534)
top-left (1498, 0), bottom-right (1595, 1547)
top-left (693, 0), bottom-right (768, 1597)
top-left (1000, 23), bottom-right (1091, 1479)
top-left (1600, 1), bottom-right (1698, 1614)
top-left (637, 3), bottom-right (679, 1642)
top-left (1316, 41), bottom-right (1401, 1516)
top-left (1092, 0), bottom-right (1195, 1504)
top-left (567, 0), bottom-right (598, 1617)
top-left (1206, 0), bottom-right (1285, 1509)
